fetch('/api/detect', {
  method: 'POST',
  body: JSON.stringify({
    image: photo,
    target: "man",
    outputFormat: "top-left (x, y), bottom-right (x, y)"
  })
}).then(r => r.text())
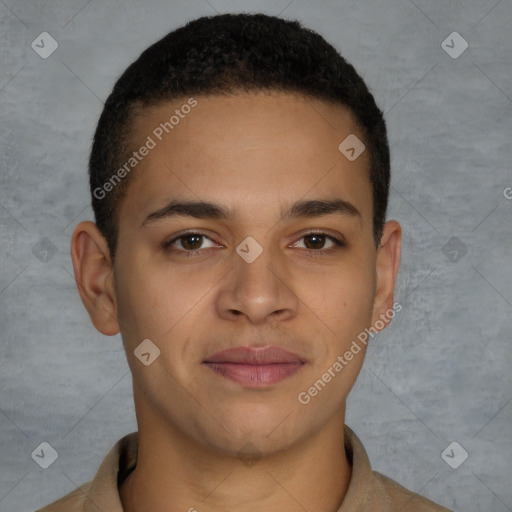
top-left (39, 13), bottom-right (451, 512)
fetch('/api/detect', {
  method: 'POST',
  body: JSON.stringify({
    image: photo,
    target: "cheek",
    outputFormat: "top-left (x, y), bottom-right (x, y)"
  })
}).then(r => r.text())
top-left (114, 254), bottom-right (172, 343)
top-left (114, 252), bottom-right (218, 348)
top-left (295, 261), bottom-right (375, 343)
top-left (293, 265), bottom-right (374, 413)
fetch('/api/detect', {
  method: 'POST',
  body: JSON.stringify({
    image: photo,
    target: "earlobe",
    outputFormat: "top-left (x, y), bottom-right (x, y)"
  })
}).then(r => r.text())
top-left (371, 220), bottom-right (402, 328)
top-left (70, 221), bottom-right (120, 336)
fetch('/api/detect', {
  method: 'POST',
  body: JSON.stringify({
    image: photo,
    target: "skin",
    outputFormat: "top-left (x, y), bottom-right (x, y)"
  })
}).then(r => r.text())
top-left (71, 91), bottom-right (401, 512)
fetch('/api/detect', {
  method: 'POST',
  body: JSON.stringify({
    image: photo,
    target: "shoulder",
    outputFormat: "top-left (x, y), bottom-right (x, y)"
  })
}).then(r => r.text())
top-left (36, 481), bottom-right (92, 512)
top-left (371, 471), bottom-right (452, 511)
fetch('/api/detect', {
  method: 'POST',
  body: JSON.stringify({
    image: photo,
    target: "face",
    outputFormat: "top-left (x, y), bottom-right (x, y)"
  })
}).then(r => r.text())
top-left (74, 91), bottom-right (400, 457)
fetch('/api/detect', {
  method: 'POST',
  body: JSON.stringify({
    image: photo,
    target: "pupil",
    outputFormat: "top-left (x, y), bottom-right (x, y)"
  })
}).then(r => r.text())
top-left (183, 234), bottom-right (202, 250)
top-left (306, 234), bottom-right (324, 249)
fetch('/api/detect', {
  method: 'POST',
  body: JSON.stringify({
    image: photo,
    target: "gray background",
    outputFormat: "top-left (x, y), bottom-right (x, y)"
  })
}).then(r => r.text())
top-left (1, 0), bottom-right (511, 511)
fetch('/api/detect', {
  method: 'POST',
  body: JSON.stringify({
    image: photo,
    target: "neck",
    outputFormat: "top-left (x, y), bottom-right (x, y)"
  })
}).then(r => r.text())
top-left (120, 399), bottom-right (351, 512)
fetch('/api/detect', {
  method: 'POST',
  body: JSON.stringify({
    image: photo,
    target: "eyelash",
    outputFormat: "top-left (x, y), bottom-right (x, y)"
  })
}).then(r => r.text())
top-left (162, 231), bottom-right (346, 257)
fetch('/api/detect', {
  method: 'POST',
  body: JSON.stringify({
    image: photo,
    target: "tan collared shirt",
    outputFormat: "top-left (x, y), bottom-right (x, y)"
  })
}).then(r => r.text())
top-left (37, 426), bottom-right (452, 511)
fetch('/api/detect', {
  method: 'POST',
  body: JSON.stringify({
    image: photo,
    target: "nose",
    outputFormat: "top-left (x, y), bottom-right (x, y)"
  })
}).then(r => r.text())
top-left (215, 239), bottom-right (299, 325)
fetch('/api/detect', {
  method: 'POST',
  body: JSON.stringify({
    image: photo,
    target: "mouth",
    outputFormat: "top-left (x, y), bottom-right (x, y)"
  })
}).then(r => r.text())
top-left (202, 346), bottom-right (305, 388)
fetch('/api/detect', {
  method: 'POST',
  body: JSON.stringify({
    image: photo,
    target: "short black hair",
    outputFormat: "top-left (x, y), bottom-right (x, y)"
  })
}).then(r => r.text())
top-left (89, 13), bottom-right (389, 258)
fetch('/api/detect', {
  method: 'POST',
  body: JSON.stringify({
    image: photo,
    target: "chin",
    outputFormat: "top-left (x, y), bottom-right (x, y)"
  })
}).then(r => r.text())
top-left (203, 407), bottom-right (306, 453)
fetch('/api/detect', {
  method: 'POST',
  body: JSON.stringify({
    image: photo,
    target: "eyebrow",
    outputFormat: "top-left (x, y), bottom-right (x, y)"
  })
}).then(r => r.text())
top-left (141, 198), bottom-right (361, 227)
top-left (283, 198), bottom-right (361, 220)
top-left (141, 200), bottom-right (234, 226)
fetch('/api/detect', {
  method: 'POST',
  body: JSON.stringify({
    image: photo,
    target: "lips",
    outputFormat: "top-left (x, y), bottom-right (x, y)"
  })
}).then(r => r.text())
top-left (203, 346), bottom-right (305, 387)
top-left (205, 346), bottom-right (304, 365)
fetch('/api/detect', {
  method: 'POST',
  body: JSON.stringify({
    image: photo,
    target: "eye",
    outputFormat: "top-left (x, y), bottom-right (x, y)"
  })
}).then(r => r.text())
top-left (163, 232), bottom-right (219, 255)
top-left (290, 232), bottom-right (345, 253)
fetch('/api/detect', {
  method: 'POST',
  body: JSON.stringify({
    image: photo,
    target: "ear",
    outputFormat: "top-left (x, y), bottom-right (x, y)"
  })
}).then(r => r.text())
top-left (371, 220), bottom-right (402, 329)
top-left (70, 221), bottom-right (120, 336)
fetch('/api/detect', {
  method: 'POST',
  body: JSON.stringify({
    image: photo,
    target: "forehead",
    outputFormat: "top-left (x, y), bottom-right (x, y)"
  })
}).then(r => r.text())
top-left (119, 92), bottom-right (372, 227)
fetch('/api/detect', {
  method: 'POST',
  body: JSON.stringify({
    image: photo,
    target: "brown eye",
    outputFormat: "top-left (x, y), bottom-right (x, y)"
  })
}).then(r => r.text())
top-left (179, 234), bottom-right (203, 250)
top-left (303, 234), bottom-right (328, 249)
top-left (291, 232), bottom-right (344, 252)
top-left (163, 232), bottom-right (217, 253)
